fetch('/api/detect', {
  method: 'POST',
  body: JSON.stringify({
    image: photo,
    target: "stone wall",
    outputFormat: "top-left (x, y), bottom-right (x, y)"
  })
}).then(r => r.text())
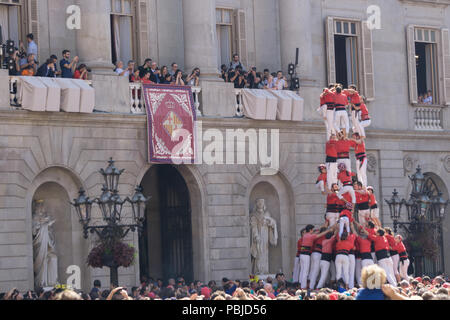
top-left (0, 110), bottom-right (448, 291)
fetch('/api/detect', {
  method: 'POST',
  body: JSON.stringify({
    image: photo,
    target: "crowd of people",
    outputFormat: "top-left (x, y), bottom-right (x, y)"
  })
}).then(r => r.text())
top-left (220, 54), bottom-right (289, 90)
top-left (2, 272), bottom-right (450, 300)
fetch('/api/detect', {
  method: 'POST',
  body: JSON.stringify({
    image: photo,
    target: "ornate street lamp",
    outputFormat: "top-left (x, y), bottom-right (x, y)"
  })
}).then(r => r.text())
top-left (409, 166), bottom-right (425, 194)
top-left (385, 189), bottom-right (403, 232)
top-left (431, 192), bottom-right (449, 220)
top-left (385, 165), bottom-right (448, 277)
top-left (127, 186), bottom-right (150, 229)
top-left (70, 158), bottom-right (151, 286)
top-left (71, 188), bottom-right (94, 237)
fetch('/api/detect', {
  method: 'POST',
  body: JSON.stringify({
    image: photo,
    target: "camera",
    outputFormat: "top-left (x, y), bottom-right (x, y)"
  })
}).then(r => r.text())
top-left (86, 68), bottom-right (92, 73)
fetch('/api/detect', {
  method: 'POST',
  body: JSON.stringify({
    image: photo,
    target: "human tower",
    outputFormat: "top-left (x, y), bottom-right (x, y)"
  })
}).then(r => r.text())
top-left (291, 84), bottom-right (411, 291)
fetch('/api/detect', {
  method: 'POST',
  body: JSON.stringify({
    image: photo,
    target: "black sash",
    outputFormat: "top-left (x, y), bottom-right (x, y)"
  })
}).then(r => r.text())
top-left (376, 249), bottom-right (390, 261)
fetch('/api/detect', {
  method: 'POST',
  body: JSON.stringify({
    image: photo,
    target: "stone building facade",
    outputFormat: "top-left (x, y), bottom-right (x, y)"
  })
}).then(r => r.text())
top-left (0, 0), bottom-right (449, 291)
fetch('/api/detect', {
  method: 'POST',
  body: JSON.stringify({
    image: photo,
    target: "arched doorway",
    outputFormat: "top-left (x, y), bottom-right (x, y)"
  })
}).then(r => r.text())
top-left (139, 165), bottom-right (194, 282)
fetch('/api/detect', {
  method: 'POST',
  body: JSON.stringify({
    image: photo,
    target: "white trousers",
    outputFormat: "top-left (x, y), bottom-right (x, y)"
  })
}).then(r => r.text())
top-left (355, 258), bottom-right (362, 286)
top-left (326, 212), bottom-right (340, 226)
top-left (335, 254), bottom-right (350, 285)
top-left (399, 259), bottom-right (410, 281)
top-left (349, 254), bottom-right (356, 289)
top-left (317, 260), bottom-right (331, 289)
top-left (318, 105), bottom-right (332, 140)
top-left (339, 216), bottom-right (350, 237)
top-left (337, 158), bottom-right (352, 174)
top-left (370, 207), bottom-right (379, 219)
top-left (351, 109), bottom-right (359, 134)
top-left (330, 260), bottom-right (336, 281)
top-left (299, 254), bottom-right (311, 289)
top-left (356, 119), bottom-right (371, 138)
top-left (371, 252), bottom-right (377, 264)
top-left (391, 254), bottom-right (400, 276)
top-left (338, 185), bottom-right (356, 204)
top-left (356, 158), bottom-right (368, 187)
top-left (358, 209), bottom-right (371, 224)
top-left (326, 162), bottom-right (338, 190)
top-left (378, 257), bottom-right (397, 286)
top-left (335, 110), bottom-right (350, 133)
top-left (316, 180), bottom-right (325, 193)
top-left (292, 257), bottom-right (300, 283)
top-left (326, 109), bottom-right (336, 136)
top-left (309, 252), bottom-right (322, 289)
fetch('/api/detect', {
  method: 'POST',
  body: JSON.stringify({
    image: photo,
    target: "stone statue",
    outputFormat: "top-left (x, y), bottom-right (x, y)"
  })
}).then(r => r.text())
top-left (32, 200), bottom-right (58, 288)
top-left (250, 199), bottom-right (278, 275)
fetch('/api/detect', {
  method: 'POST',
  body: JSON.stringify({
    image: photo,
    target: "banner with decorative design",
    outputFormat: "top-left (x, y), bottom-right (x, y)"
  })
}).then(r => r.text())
top-left (142, 84), bottom-right (197, 164)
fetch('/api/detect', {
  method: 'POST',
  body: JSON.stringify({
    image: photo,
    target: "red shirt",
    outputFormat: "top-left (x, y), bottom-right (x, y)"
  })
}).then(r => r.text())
top-left (327, 193), bottom-right (341, 213)
top-left (323, 89), bottom-right (335, 104)
top-left (326, 140), bottom-right (338, 158)
top-left (336, 234), bottom-right (356, 252)
top-left (343, 90), bottom-right (361, 105)
top-left (368, 234), bottom-right (390, 252)
top-left (74, 70), bottom-right (87, 80)
top-left (394, 241), bottom-right (407, 254)
top-left (313, 235), bottom-right (326, 253)
top-left (320, 95), bottom-right (326, 106)
top-left (297, 238), bottom-right (303, 257)
top-left (334, 92), bottom-right (349, 106)
top-left (356, 236), bottom-right (372, 254)
top-left (302, 233), bottom-right (318, 248)
top-left (365, 227), bottom-right (376, 237)
top-left (322, 236), bottom-right (336, 254)
top-left (385, 234), bottom-right (396, 250)
top-left (340, 209), bottom-right (354, 223)
top-left (356, 191), bottom-right (370, 204)
top-left (369, 194), bottom-right (377, 207)
top-left (338, 171), bottom-right (355, 186)
top-left (360, 103), bottom-right (370, 121)
top-left (316, 173), bottom-right (327, 185)
top-left (354, 141), bottom-right (366, 155)
top-left (336, 140), bottom-right (356, 158)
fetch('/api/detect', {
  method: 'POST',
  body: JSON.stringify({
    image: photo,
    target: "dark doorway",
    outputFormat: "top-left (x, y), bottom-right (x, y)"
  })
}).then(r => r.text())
top-left (334, 35), bottom-right (359, 89)
top-left (139, 165), bottom-right (194, 283)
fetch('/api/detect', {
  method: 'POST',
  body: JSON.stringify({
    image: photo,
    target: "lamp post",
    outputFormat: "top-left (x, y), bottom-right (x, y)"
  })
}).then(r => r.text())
top-left (71, 158), bottom-right (151, 286)
top-left (385, 166), bottom-right (448, 276)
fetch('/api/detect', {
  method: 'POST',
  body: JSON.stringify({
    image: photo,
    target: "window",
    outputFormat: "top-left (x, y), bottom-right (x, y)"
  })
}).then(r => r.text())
top-left (216, 8), bottom-right (233, 68)
top-left (215, 8), bottom-right (248, 69)
top-left (110, 0), bottom-right (135, 65)
top-left (415, 28), bottom-right (439, 105)
top-left (326, 17), bottom-right (375, 100)
top-left (407, 26), bottom-right (450, 106)
top-left (0, 0), bottom-right (22, 47)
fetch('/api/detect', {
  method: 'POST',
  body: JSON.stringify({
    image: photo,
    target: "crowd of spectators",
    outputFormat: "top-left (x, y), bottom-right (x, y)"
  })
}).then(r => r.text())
top-left (1, 270), bottom-right (449, 300)
top-left (220, 54), bottom-right (288, 90)
top-left (114, 58), bottom-right (200, 87)
top-left (418, 90), bottom-right (434, 105)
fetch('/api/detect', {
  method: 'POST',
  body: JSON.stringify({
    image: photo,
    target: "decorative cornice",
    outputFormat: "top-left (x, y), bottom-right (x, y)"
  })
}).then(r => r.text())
top-left (399, 0), bottom-right (450, 7)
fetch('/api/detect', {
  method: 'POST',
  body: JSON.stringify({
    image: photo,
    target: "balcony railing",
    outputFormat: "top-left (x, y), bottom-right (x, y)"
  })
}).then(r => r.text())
top-left (414, 105), bottom-right (444, 131)
top-left (129, 83), bottom-right (202, 116)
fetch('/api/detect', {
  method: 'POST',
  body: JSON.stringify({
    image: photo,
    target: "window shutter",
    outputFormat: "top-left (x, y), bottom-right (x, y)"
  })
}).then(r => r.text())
top-left (137, 0), bottom-right (150, 64)
top-left (28, 0), bottom-right (39, 47)
top-left (234, 9), bottom-right (248, 68)
top-left (407, 25), bottom-right (418, 104)
top-left (325, 17), bottom-right (336, 85)
top-left (441, 28), bottom-right (450, 106)
top-left (362, 21), bottom-right (375, 101)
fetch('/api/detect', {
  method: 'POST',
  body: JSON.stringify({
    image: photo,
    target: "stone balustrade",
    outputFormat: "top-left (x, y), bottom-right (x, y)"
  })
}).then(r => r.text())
top-left (414, 106), bottom-right (444, 131)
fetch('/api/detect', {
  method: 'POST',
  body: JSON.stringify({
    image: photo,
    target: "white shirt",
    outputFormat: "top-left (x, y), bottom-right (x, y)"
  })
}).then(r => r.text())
top-left (423, 96), bottom-right (433, 104)
top-left (273, 77), bottom-right (286, 90)
top-left (27, 41), bottom-right (38, 57)
top-left (115, 68), bottom-right (129, 77)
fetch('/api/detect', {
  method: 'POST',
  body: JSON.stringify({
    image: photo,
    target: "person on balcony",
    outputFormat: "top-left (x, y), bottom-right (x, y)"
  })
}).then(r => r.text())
top-left (229, 54), bottom-right (245, 73)
top-left (60, 50), bottom-right (78, 78)
top-left (74, 64), bottom-right (89, 80)
top-left (114, 61), bottom-right (133, 77)
top-left (273, 71), bottom-right (288, 90)
top-left (141, 70), bottom-right (155, 85)
top-left (25, 34), bottom-right (38, 58)
top-left (172, 70), bottom-right (185, 86)
top-left (139, 59), bottom-right (152, 78)
top-left (36, 59), bottom-right (56, 77)
top-left (150, 62), bottom-right (161, 84)
top-left (186, 68), bottom-right (200, 87)
top-left (20, 54), bottom-right (37, 75)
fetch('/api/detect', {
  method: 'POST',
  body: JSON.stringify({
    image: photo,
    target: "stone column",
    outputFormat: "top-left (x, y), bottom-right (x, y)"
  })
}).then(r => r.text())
top-left (279, 0), bottom-right (312, 80)
top-left (76, 0), bottom-right (114, 74)
top-left (182, 0), bottom-right (219, 79)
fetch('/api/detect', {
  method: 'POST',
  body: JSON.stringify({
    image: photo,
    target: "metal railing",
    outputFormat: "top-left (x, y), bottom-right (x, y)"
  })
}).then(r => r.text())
top-left (129, 83), bottom-right (202, 116)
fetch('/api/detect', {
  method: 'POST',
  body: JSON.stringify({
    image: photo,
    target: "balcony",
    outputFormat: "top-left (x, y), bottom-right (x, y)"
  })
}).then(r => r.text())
top-left (413, 105), bottom-right (444, 131)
